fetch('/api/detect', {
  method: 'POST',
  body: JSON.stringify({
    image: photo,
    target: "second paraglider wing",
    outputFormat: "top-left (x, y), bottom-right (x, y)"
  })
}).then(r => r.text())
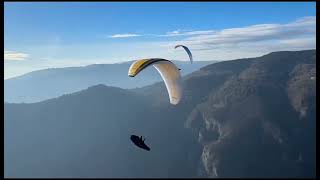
top-left (175, 45), bottom-right (193, 64)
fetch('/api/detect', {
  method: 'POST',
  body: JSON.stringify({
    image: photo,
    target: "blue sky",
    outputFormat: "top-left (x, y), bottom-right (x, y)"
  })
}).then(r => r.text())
top-left (4, 2), bottom-right (316, 79)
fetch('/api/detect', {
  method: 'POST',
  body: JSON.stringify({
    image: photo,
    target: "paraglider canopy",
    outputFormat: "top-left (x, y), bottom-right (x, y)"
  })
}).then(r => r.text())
top-left (128, 58), bottom-right (182, 105)
top-left (130, 135), bottom-right (150, 151)
top-left (175, 45), bottom-right (193, 64)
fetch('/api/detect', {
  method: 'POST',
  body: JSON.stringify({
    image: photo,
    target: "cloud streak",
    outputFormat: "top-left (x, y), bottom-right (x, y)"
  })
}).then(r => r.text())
top-left (173, 16), bottom-right (316, 50)
top-left (160, 30), bottom-right (217, 37)
top-left (4, 50), bottom-right (30, 61)
top-left (108, 30), bottom-right (217, 38)
top-left (108, 33), bottom-right (142, 38)
top-left (109, 16), bottom-right (315, 52)
top-left (152, 16), bottom-right (315, 61)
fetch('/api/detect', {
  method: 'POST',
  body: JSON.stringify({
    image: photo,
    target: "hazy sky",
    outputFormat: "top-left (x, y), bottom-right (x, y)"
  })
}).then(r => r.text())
top-left (4, 2), bottom-right (316, 79)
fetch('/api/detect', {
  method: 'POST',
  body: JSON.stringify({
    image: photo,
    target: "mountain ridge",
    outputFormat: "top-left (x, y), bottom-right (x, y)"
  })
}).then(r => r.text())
top-left (5, 60), bottom-right (216, 103)
top-left (4, 49), bottom-right (316, 178)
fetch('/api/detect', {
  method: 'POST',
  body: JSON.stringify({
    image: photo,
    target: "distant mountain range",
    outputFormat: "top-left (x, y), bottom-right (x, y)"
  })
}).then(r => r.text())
top-left (4, 50), bottom-right (316, 178)
top-left (4, 60), bottom-right (216, 103)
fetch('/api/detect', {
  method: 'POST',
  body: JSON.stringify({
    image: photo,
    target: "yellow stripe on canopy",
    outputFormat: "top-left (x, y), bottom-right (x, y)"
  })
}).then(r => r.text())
top-left (128, 59), bottom-right (149, 77)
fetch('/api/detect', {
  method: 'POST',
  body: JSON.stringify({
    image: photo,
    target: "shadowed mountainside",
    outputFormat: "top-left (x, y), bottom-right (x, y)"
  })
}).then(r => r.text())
top-left (4, 50), bottom-right (316, 178)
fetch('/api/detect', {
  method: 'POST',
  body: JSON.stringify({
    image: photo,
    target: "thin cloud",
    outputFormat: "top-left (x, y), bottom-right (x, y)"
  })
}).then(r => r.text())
top-left (108, 33), bottom-right (142, 38)
top-left (162, 29), bottom-right (216, 37)
top-left (174, 16), bottom-right (316, 50)
top-left (108, 16), bottom-right (315, 47)
top-left (154, 16), bottom-right (315, 61)
top-left (4, 50), bottom-right (29, 61)
top-left (108, 30), bottom-right (216, 38)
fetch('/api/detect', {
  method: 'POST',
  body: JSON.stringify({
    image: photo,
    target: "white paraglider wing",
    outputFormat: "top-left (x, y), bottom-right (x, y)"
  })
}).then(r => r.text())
top-left (153, 61), bottom-right (182, 105)
top-left (128, 58), bottom-right (182, 105)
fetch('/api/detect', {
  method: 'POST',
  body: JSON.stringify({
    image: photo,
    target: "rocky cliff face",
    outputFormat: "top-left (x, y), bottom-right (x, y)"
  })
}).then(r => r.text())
top-left (184, 50), bottom-right (316, 178)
